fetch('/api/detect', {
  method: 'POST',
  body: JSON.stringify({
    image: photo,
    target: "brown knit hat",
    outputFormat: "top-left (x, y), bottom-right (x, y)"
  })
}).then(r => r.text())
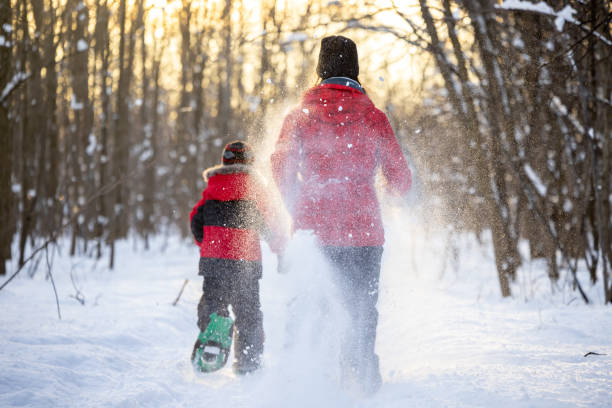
top-left (316, 35), bottom-right (359, 81)
top-left (222, 140), bottom-right (254, 165)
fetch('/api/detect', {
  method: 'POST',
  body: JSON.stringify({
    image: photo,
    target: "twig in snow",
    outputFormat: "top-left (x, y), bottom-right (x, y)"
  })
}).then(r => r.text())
top-left (172, 279), bottom-right (189, 306)
top-left (27, 251), bottom-right (43, 278)
top-left (584, 352), bottom-right (607, 357)
top-left (45, 244), bottom-right (61, 320)
top-left (69, 267), bottom-right (85, 306)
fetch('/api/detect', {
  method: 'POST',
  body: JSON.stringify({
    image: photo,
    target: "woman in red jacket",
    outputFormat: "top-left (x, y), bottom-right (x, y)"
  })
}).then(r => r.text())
top-left (271, 36), bottom-right (412, 394)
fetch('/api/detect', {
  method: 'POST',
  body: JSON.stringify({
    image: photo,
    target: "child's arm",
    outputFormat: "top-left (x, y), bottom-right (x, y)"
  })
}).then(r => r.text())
top-left (252, 181), bottom-right (288, 255)
top-left (189, 193), bottom-right (207, 244)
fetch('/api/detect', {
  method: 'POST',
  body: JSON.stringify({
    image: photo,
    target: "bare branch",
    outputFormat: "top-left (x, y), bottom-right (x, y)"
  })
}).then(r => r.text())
top-left (172, 279), bottom-right (189, 306)
top-left (0, 157), bottom-right (159, 292)
top-left (45, 244), bottom-right (61, 320)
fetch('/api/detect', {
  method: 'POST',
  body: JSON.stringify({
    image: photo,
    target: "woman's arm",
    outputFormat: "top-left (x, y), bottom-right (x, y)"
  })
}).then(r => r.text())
top-left (376, 112), bottom-right (412, 196)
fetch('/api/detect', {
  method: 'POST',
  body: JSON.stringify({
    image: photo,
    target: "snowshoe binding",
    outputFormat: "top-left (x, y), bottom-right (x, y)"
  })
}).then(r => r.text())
top-left (192, 313), bottom-right (234, 373)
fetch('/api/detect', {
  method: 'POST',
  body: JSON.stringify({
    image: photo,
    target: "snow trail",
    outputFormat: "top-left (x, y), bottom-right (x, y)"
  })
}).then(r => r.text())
top-left (1, 210), bottom-right (611, 407)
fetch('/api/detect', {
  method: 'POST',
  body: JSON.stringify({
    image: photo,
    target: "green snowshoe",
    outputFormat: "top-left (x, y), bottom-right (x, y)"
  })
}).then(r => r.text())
top-left (192, 313), bottom-right (234, 373)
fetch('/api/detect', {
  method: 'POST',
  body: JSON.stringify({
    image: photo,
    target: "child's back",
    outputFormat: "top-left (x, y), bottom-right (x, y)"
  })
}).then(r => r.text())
top-left (189, 141), bottom-right (285, 375)
top-left (191, 164), bottom-right (282, 273)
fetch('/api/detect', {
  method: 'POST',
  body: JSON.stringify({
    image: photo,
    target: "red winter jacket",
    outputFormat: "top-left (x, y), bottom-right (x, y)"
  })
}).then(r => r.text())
top-left (189, 164), bottom-right (286, 261)
top-left (271, 83), bottom-right (411, 247)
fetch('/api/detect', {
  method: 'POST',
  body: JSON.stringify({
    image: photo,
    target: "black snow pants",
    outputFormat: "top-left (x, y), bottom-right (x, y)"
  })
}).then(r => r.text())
top-left (197, 258), bottom-right (264, 370)
top-left (322, 246), bottom-right (383, 393)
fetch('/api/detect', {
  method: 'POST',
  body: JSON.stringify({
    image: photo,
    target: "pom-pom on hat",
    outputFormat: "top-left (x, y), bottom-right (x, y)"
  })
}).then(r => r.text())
top-left (222, 140), bottom-right (255, 165)
top-left (316, 35), bottom-right (359, 81)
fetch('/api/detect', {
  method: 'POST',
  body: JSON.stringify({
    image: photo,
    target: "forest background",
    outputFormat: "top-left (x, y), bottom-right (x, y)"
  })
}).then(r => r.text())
top-left (0, 0), bottom-right (610, 303)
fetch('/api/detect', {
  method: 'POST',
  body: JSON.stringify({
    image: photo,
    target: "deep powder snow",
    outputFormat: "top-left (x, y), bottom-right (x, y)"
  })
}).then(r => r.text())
top-left (1, 207), bottom-right (610, 407)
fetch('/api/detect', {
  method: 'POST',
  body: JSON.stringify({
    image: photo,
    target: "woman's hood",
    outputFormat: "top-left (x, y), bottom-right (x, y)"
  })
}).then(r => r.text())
top-left (300, 83), bottom-right (376, 124)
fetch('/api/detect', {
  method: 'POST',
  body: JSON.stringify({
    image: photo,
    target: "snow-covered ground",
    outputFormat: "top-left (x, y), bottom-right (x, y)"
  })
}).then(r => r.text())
top-left (1, 207), bottom-right (610, 407)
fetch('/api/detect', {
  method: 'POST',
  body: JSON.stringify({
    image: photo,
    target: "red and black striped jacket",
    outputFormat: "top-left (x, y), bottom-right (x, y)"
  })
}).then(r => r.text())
top-left (189, 164), bottom-right (286, 273)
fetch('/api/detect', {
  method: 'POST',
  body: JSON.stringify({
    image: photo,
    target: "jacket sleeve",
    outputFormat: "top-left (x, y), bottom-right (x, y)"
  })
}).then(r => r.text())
top-left (270, 110), bottom-right (301, 210)
top-left (376, 111), bottom-right (412, 196)
top-left (189, 192), bottom-right (207, 244)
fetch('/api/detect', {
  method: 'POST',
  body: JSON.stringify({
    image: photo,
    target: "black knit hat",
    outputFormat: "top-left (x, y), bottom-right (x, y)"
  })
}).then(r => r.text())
top-left (222, 140), bottom-right (254, 165)
top-left (316, 35), bottom-right (359, 81)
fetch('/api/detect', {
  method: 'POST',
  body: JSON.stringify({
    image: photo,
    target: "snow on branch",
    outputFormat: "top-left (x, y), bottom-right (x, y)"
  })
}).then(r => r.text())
top-left (497, 0), bottom-right (612, 46)
top-left (498, 0), bottom-right (574, 31)
top-left (551, 95), bottom-right (585, 134)
top-left (0, 72), bottom-right (29, 104)
top-left (523, 164), bottom-right (547, 197)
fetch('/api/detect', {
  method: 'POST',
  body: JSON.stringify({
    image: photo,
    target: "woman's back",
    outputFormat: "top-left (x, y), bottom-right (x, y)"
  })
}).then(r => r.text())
top-left (271, 35), bottom-right (412, 395)
top-left (272, 82), bottom-right (411, 247)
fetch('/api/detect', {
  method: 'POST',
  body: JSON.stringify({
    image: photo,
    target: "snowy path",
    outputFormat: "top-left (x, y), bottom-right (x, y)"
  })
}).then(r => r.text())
top-left (1, 220), bottom-right (611, 407)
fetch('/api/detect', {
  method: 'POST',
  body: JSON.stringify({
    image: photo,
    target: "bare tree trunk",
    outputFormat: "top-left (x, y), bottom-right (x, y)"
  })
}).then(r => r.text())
top-left (463, 0), bottom-right (520, 295)
top-left (192, 5), bottom-right (207, 164)
top-left (110, 0), bottom-right (144, 266)
top-left (0, 0), bottom-right (14, 275)
top-left (258, 0), bottom-right (275, 124)
top-left (176, 0), bottom-right (195, 232)
top-left (142, 34), bottom-right (164, 249)
top-left (586, 0), bottom-right (611, 303)
top-left (138, 16), bottom-right (150, 245)
top-left (68, 0), bottom-right (92, 255)
top-left (43, 1), bottom-right (60, 237)
top-left (94, 0), bottom-right (111, 259)
top-left (235, 0), bottom-right (246, 137)
top-left (217, 0), bottom-right (233, 139)
top-left (18, 0), bottom-right (45, 268)
top-left (109, 0), bottom-right (128, 267)
top-left (422, 0), bottom-right (515, 296)
top-left (603, 14), bottom-right (612, 302)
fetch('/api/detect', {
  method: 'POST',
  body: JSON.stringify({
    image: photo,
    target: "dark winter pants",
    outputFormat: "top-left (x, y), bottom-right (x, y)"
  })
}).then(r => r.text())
top-left (322, 246), bottom-right (383, 391)
top-left (197, 258), bottom-right (264, 370)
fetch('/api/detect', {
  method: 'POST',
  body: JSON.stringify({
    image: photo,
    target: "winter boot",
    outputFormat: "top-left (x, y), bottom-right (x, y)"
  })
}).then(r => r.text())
top-left (232, 350), bottom-right (262, 375)
top-left (191, 313), bottom-right (234, 373)
top-left (232, 359), bottom-right (260, 375)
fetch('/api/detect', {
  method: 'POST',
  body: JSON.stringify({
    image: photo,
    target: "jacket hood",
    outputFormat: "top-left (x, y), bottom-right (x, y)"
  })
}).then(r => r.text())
top-left (300, 83), bottom-right (376, 125)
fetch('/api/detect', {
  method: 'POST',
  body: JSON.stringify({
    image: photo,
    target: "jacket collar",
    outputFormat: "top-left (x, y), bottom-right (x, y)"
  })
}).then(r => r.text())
top-left (320, 76), bottom-right (365, 94)
top-left (202, 163), bottom-right (253, 182)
